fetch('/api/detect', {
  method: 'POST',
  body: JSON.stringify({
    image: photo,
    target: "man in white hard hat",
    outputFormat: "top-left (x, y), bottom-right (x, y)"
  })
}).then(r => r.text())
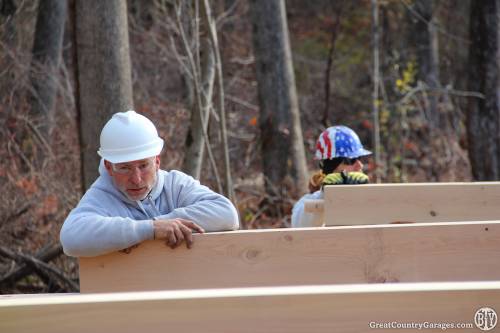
top-left (60, 111), bottom-right (239, 257)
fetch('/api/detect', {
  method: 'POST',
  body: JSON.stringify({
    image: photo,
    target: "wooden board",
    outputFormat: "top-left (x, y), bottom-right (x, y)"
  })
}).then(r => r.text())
top-left (323, 182), bottom-right (500, 225)
top-left (79, 221), bottom-right (500, 293)
top-left (1, 282), bottom-right (499, 333)
top-left (303, 199), bottom-right (325, 226)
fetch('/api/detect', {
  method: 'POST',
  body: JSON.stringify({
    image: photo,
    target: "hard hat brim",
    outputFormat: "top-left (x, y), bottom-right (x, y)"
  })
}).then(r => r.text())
top-left (314, 147), bottom-right (372, 160)
top-left (351, 148), bottom-right (372, 158)
top-left (98, 138), bottom-right (164, 164)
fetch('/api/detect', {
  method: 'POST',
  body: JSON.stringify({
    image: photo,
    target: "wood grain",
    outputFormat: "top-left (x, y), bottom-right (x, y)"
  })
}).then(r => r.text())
top-left (79, 221), bottom-right (500, 293)
top-left (1, 282), bottom-right (499, 333)
top-left (323, 182), bottom-right (500, 225)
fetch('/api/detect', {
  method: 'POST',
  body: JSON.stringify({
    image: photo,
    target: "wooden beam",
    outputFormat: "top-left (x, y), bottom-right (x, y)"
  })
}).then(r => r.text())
top-left (79, 221), bottom-right (500, 293)
top-left (1, 282), bottom-right (499, 333)
top-left (303, 199), bottom-right (324, 226)
top-left (323, 182), bottom-right (500, 225)
top-left (304, 199), bottom-right (324, 213)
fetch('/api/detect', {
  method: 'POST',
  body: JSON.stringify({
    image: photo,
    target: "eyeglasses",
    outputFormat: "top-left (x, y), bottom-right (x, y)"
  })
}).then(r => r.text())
top-left (112, 158), bottom-right (156, 175)
top-left (341, 157), bottom-right (360, 165)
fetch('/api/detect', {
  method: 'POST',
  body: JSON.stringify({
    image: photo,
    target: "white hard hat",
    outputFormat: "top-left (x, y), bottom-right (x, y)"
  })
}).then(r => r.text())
top-left (97, 110), bottom-right (164, 163)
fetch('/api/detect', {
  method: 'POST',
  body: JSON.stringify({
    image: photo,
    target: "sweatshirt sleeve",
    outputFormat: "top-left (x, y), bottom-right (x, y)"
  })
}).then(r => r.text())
top-left (291, 191), bottom-right (323, 228)
top-left (157, 171), bottom-right (239, 232)
top-left (60, 189), bottom-right (154, 257)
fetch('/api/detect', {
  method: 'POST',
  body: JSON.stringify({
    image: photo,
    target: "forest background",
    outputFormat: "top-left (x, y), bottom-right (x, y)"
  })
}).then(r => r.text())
top-left (0, 0), bottom-right (497, 293)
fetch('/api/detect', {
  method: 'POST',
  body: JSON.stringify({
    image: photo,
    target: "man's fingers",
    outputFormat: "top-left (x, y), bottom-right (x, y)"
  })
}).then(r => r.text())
top-left (179, 224), bottom-right (194, 249)
top-left (154, 219), bottom-right (203, 250)
top-left (180, 220), bottom-right (205, 234)
top-left (167, 231), bottom-right (177, 249)
top-left (193, 224), bottom-right (205, 234)
top-left (173, 227), bottom-right (184, 247)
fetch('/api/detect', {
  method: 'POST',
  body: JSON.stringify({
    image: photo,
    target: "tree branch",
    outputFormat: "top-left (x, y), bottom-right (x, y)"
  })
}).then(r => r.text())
top-left (0, 245), bottom-right (78, 292)
top-left (203, 0), bottom-right (235, 202)
top-left (175, 0), bottom-right (223, 191)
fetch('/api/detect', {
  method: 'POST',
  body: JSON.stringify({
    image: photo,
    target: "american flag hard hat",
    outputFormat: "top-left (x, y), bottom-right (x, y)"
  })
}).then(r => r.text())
top-left (314, 126), bottom-right (372, 160)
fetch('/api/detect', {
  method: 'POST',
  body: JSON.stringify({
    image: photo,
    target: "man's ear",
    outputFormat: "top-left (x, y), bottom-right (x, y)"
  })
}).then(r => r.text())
top-left (155, 155), bottom-right (161, 169)
top-left (104, 160), bottom-right (113, 176)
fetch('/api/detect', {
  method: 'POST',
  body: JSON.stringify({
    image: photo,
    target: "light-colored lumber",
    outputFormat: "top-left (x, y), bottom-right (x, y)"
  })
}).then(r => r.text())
top-left (79, 221), bottom-right (500, 293)
top-left (323, 182), bottom-right (500, 225)
top-left (303, 199), bottom-right (324, 226)
top-left (1, 282), bottom-right (499, 333)
top-left (303, 199), bottom-right (324, 213)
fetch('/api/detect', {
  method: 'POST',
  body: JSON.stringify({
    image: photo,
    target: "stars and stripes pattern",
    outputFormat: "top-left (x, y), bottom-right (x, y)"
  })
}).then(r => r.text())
top-left (314, 125), bottom-right (372, 160)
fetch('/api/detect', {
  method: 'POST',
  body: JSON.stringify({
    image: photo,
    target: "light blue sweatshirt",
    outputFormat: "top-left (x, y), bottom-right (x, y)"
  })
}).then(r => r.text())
top-left (291, 190), bottom-right (323, 228)
top-left (60, 163), bottom-right (239, 257)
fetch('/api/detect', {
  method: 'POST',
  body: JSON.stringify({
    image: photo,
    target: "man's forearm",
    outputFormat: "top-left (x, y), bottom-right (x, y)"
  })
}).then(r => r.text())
top-left (60, 215), bottom-right (154, 257)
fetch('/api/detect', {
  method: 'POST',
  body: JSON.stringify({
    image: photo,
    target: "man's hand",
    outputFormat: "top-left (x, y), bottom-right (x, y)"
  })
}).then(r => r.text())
top-left (153, 219), bottom-right (205, 249)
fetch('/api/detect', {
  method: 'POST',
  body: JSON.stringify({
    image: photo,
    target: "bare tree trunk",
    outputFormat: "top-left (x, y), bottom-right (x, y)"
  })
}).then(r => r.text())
top-left (466, 0), bottom-right (500, 180)
top-left (409, 0), bottom-right (441, 127)
top-left (249, 0), bottom-right (308, 196)
top-left (75, 0), bottom-right (134, 190)
top-left (183, 36), bottom-right (216, 179)
top-left (203, 0), bottom-right (235, 201)
top-left (371, 0), bottom-right (381, 183)
top-left (178, 1), bottom-right (216, 181)
top-left (0, 0), bottom-right (16, 49)
top-left (127, 0), bottom-right (155, 29)
top-left (322, 10), bottom-right (342, 128)
top-left (30, 0), bottom-right (67, 140)
top-left (170, 1), bottom-right (223, 192)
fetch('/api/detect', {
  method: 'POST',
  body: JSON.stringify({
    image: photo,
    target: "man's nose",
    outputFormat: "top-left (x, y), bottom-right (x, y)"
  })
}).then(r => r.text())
top-left (129, 168), bottom-right (142, 184)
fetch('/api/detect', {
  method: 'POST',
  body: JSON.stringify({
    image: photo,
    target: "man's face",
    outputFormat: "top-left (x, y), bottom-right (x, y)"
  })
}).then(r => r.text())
top-left (104, 156), bottom-right (160, 201)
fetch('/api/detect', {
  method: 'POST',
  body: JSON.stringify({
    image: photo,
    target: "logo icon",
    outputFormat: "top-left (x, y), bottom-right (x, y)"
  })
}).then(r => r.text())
top-left (474, 307), bottom-right (498, 331)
